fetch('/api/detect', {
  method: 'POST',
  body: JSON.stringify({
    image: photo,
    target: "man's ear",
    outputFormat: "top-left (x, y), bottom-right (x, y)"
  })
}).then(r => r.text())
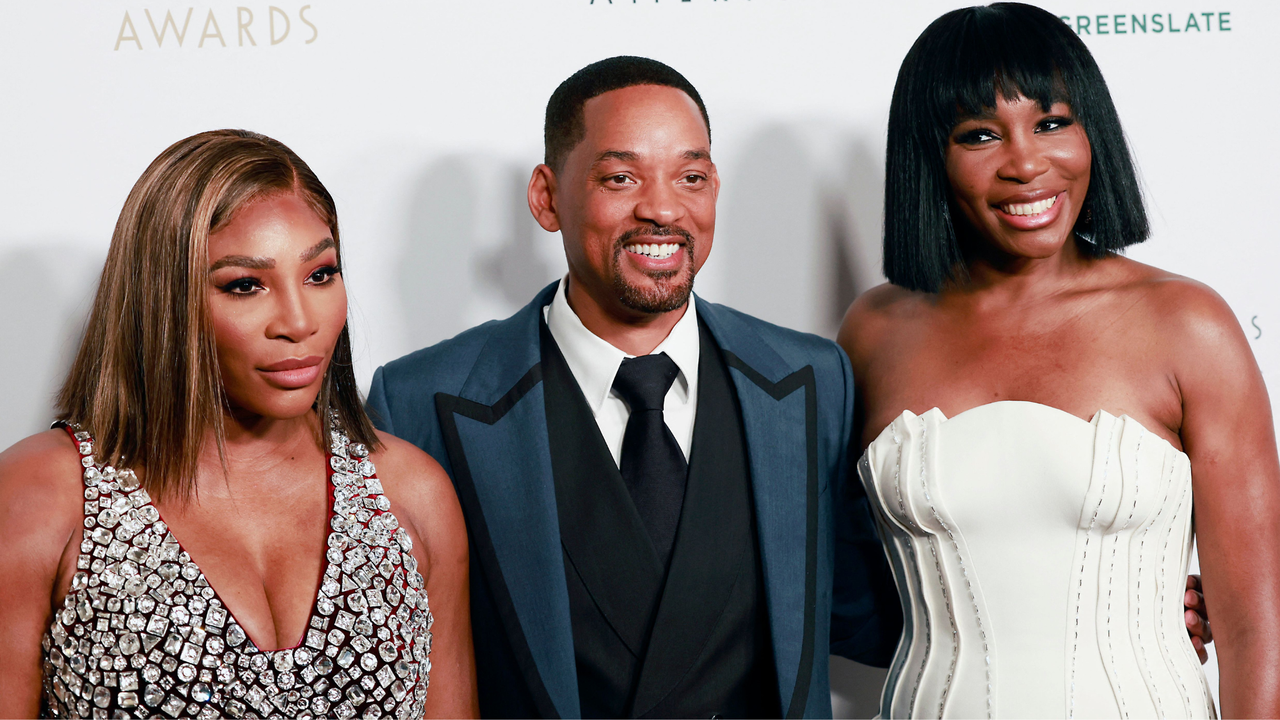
top-left (710, 162), bottom-right (721, 203)
top-left (528, 164), bottom-right (560, 233)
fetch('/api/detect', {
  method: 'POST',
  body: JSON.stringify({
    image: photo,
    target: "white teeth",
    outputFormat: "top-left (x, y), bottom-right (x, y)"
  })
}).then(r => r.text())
top-left (626, 242), bottom-right (679, 259)
top-left (1002, 195), bottom-right (1057, 217)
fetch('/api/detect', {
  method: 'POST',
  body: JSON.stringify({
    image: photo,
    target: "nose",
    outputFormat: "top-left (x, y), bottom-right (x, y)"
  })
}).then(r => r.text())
top-left (633, 178), bottom-right (687, 228)
top-left (997, 131), bottom-right (1051, 184)
top-left (264, 283), bottom-right (319, 343)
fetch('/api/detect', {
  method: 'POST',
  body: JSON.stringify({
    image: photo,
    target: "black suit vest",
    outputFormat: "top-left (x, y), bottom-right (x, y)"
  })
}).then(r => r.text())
top-left (541, 317), bottom-right (780, 719)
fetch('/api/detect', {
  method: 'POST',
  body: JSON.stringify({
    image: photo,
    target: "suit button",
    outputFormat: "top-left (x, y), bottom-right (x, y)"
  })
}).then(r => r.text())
top-left (709, 715), bottom-right (723, 719)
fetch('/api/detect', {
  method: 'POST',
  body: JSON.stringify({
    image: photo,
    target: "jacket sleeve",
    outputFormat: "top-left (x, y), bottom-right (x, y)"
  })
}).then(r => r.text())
top-left (366, 366), bottom-right (395, 435)
top-left (829, 345), bottom-right (903, 667)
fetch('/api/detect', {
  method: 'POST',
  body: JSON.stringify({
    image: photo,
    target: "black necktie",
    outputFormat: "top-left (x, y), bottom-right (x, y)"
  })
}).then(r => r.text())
top-left (612, 353), bottom-right (688, 567)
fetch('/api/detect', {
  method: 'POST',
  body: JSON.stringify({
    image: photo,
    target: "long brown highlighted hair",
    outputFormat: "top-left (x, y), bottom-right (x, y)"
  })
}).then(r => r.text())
top-left (56, 129), bottom-right (380, 502)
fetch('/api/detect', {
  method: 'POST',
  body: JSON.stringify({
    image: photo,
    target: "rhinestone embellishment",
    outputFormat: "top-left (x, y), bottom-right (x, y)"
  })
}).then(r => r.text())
top-left (42, 423), bottom-right (433, 718)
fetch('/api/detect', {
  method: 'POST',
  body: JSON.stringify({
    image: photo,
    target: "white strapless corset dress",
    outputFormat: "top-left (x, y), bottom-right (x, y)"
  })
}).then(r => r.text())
top-left (859, 401), bottom-right (1216, 719)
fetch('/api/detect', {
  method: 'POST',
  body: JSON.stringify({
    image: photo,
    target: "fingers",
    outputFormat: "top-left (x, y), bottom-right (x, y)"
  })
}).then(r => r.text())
top-left (1191, 635), bottom-right (1208, 665)
top-left (1183, 587), bottom-right (1214, 644)
top-left (1186, 573), bottom-right (1203, 592)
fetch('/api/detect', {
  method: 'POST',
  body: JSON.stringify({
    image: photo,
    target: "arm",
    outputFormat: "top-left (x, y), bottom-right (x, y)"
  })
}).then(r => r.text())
top-left (374, 432), bottom-right (479, 718)
top-left (829, 340), bottom-right (903, 665)
top-left (1173, 286), bottom-right (1280, 715)
top-left (0, 430), bottom-right (86, 717)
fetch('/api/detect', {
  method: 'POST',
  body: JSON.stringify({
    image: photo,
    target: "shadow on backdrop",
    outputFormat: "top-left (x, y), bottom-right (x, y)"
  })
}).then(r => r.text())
top-left (0, 244), bottom-right (100, 451)
top-left (397, 155), bottom-right (561, 353)
top-left (719, 125), bottom-right (885, 339)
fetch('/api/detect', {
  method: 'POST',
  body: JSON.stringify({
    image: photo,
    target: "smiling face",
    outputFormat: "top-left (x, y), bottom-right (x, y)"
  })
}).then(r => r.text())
top-left (549, 84), bottom-right (719, 320)
top-left (207, 192), bottom-right (347, 421)
top-left (946, 95), bottom-right (1093, 262)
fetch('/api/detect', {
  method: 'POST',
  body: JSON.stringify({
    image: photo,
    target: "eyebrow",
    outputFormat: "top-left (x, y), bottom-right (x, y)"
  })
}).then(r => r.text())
top-left (208, 238), bottom-right (335, 273)
top-left (209, 255), bottom-right (274, 272)
top-left (593, 150), bottom-right (639, 164)
top-left (591, 148), bottom-right (712, 165)
top-left (300, 237), bottom-right (335, 262)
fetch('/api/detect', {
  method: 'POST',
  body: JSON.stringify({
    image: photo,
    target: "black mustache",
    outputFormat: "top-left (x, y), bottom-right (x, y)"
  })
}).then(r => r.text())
top-left (615, 226), bottom-right (694, 248)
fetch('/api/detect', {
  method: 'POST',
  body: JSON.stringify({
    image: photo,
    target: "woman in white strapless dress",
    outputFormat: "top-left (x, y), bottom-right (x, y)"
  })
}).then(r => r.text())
top-left (838, 4), bottom-right (1280, 718)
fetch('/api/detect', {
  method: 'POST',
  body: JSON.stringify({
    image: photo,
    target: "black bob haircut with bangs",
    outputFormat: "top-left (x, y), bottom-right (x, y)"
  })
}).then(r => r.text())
top-left (544, 56), bottom-right (710, 174)
top-left (884, 2), bottom-right (1149, 293)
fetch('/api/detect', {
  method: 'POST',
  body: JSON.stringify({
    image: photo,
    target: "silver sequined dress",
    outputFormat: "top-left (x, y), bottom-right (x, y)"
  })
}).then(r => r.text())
top-left (41, 422), bottom-right (433, 719)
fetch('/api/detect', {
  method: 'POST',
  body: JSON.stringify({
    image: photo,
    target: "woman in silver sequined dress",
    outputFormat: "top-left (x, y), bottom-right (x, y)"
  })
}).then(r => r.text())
top-left (0, 130), bottom-right (478, 718)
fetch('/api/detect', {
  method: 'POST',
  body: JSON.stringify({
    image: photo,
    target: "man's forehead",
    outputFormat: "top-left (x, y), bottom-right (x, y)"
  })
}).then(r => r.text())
top-left (580, 84), bottom-right (710, 146)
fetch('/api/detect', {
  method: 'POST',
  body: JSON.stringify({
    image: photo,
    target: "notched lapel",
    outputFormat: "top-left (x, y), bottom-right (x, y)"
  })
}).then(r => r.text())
top-left (699, 299), bottom-right (820, 720)
top-left (434, 284), bottom-right (580, 719)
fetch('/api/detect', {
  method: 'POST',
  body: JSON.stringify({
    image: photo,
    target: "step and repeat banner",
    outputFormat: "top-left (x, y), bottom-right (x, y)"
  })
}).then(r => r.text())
top-left (1, 1), bottom-right (1274, 713)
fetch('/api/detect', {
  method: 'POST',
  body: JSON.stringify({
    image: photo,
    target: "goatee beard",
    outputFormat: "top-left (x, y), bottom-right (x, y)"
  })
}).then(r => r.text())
top-left (611, 227), bottom-right (696, 314)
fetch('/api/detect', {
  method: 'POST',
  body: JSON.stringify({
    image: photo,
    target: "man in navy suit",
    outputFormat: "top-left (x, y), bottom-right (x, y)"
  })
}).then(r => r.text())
top-left (367, 56), bottom-right (900, 718)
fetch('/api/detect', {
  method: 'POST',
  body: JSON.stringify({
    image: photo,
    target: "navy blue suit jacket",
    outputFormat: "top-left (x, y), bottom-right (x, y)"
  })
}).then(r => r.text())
top-left (367, 283), bottom-right (899, 718)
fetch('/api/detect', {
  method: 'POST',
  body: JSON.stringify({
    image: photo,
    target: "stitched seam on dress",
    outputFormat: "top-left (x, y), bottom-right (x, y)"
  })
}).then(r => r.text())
top-left (1069, 420), bottom-right (1117, 719)
top-left (1106, 426), bottom-right (1144, 719)
top-left (1136, 451), bottom-right (1173, 718)
top-left (918, 418), bottom-right (993, 718)
top-left (892, 430), bottom-right (927, 717)
top-left (1159, 466), bottom-right (1196, 712)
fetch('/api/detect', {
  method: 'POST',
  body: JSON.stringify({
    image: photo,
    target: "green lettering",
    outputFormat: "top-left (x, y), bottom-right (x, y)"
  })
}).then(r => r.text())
top-left (1185, 12), bottom-right (1200, 31)
top-left (1170, 13), bottom-right (1180, 32)
top-left (1219, 11), bottom-right (1231, 31)
top-left (1131, 14), bottom-right (1146, 33)
top-left (1096, 14), bottom-right (1108, 33)
top-left (1201, 12), bottom-right (1214, 30)
top-left (1153, 13), bottom-right (1164, 32)
top-left (1114, 14), bottom-right (1126, 33)
top-left (1077, 15), bottom-right (1090, 34)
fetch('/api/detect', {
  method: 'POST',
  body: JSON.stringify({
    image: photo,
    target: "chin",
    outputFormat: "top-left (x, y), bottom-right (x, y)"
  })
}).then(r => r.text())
top-left (615, 272), bottom-right (693, 314)
top-left (229, 389), bottom-right (323, 423)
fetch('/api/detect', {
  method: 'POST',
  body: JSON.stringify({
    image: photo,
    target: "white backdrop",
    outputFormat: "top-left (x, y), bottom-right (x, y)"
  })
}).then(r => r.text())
top-left (3, 1), bottom-right (1276, 714)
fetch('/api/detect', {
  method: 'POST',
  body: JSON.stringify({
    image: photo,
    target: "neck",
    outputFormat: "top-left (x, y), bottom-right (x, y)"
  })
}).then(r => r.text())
top-left (195, 409), bottom-right (321, 492)
top-left (953, 234), bottom-right (1093, 303)
top-left (564, 274), bottom-right (688, 356)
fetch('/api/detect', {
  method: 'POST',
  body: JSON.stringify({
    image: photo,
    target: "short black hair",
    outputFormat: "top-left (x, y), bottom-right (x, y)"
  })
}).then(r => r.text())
top-left (544, 56), bottom-right (711, 173)
top-left (884, 2), bottom-right (1148, 292)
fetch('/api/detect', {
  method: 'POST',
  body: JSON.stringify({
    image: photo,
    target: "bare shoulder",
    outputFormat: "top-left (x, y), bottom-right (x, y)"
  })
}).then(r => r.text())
top-left (838, 282), bottom-right (930, 368)
top-left (1112, 258), bottom-right (1244, 347)
top-left (369, 432), bottom-right (466, 561)
top-left (0, 429), bottom-right (85, 515)
top-left (371, 431), bottom-right (451, 494)
top-left (0, 429), bottom-right (84, 573)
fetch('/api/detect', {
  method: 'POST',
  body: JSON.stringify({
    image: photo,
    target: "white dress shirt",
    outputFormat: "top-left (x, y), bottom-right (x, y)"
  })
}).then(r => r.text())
top-left (543, 277), bottom-right (700, 467)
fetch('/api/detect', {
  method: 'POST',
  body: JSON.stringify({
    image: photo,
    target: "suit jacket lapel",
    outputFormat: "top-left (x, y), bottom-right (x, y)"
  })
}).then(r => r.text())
top-left (697, 297), bottom-right (821, 720)
top-left (435, 283), bottom-right (580, 719)
top-left (629, 320), bottom-right (756, 717)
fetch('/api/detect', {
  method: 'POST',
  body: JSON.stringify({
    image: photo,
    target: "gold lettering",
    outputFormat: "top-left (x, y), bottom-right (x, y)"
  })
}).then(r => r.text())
top-left (199, 10), bottom-right (226, 48)
top-left (269, 6), bottom-right (291, 45)
top-left (238, 7), bottom-right (256, 46)
top-left (115, 11), bottom-right (143, 51)
top-left (300, 5), bottom-right (318, 44)
top-left (144, 8), bottom-right (194, 48)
